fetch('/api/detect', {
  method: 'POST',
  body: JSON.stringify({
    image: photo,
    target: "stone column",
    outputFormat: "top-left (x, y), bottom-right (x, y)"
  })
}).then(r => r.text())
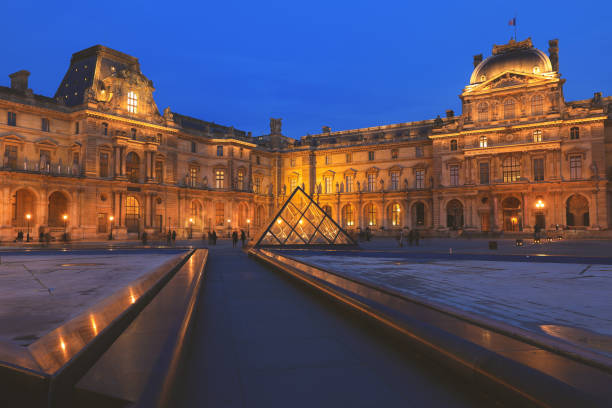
top-left (492, 195), bottom-right (499, 231)
top-left (120, 147), bottom-right (126, 176)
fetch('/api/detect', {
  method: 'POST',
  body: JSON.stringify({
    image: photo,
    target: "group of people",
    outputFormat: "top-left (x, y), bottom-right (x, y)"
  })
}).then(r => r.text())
top-left (398, 229), bottom-right (421, 247)
top-left (166, 230), bottom-right (177, 245)
top-left (231, 230), bottom-right (248, 248)
top-left (206, 230), bottom-right (218, 245)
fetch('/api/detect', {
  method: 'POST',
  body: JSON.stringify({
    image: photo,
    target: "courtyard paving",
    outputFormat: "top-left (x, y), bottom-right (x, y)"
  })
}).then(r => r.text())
top-left (0, 249), bottom-right (186, 346)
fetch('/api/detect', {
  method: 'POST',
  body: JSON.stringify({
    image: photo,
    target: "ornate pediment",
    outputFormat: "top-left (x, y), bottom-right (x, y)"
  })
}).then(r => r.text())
top-left (465, 70), bottom-right (557, 95)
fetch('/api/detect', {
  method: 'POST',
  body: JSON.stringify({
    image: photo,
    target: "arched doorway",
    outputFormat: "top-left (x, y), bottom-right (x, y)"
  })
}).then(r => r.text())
top-left (126, 152), bottom-right (140, 182)
top-left (12, 189), bottom-right (36, 227)
top-left (364, 203), bottom-right (377, 227)
top-left (566, 195), bottom-right (589, 227)
top-left (446, 199), bottom-right (463, 229)
top-left (48, 192), bottom-right (69, 227)
top-left (255, 205), bottom-right (265, 227)
top-left (342, 204), bottom-right (355, 228)
top-left (502, 197), bottom-right (521, 231)
top-left (238, 202), bottom-right (248, 227)
top-left (412, 202), bottom-right (425, 227)
top-left (126, 196), bottom-right (141, 233)
top-left (388, 203), bottom-right (402, 227)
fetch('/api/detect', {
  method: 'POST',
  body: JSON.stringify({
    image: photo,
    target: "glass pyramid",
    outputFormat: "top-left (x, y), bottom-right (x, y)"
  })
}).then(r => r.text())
top-left (255, 187), bottom-right (356, 247)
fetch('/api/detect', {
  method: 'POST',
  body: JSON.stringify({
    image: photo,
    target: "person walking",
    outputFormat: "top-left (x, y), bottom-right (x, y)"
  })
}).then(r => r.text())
top-left (232, 231), bottom-right (238, 248)
top-left (414, 229), bottom-right (420, 246)
top-left (399, 229), bottom-right (404, 248)
top-left (171, 230), bottom-right (176, 246)
top-left (212, 230), bottom-right (217, 245)
top-left (240, 229), bottom-right (246, 247)
top-left (166, 231), bottom-right (172, 246)
top-left (408, 229), bottom-right (414, 246)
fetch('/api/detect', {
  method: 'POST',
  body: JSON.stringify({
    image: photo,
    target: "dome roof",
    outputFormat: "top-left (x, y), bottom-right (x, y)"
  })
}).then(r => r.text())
top-left (470, 38), bottom-right (553, 85)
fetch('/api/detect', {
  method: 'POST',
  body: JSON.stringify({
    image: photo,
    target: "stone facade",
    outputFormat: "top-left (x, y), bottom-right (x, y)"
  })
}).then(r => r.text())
top-left (1, 38), bottom-right (611, 241)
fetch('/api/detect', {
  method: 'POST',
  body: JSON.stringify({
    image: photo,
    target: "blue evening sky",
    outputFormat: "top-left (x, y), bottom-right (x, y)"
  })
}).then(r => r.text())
top-left (3, 1), bottom-right (611, 138)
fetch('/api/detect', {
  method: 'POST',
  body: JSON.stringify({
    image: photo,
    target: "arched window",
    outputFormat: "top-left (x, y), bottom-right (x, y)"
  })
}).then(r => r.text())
top-left (390, 203), bottom-right (401, 227)
top-left (533, 129), bottom-right (542, 143)
top-left (126, 152), bottom-right (140, 182)
top-left (531, 95), bottom-right (543, 116)
top-left (413, 202), bottom-right (425, 226)
top-left (450, 140), bottom-right (458, 151)
top-left (237, 169), bottom-right (245, 190)
top-left (477, 102), bottom-right (489, 122)
top-left (12, 189), bottom-right (36, 227)
top-left (446, 199), bottom-right (464, 229)
top-left (479, 135), bottom-right (487, 148)
top-left (502, 157), bottom-right (520, 183)
top-left (503, 99), bottom-right (515, 120)
top-left (126, 196), bottom-right (140, 233)
top-left (365, 203), bottom-right (377, 226)
top-left (342, 205), bottom-right (354, 227)
top-left (566, 194), bottom-right (589, 227)
top-left (48, 192), bottom-right (69, 227)
top-left (570, 127), bottom-right (580, 140)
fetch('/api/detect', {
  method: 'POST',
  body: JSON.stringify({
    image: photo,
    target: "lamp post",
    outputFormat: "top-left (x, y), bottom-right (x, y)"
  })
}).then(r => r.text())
top-left (246, 219), bottom-right (250, 237)
top-left (109, 215), bottom-right (114, 240)
top-left (62, 214), bottom-right (68, 241)
top-left (227, 218), bottom-right (231, 238)
top-left (25, 213), bottom-right (31, 242)
top-left (189, 218), bottom-right (193, 239)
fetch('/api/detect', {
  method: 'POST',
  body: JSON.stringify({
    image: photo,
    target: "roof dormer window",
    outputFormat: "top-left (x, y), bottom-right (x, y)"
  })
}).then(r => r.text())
top-left (533, 66), bottom-right (540, 74)
top-left (127, 91), bottom-right (138, 113)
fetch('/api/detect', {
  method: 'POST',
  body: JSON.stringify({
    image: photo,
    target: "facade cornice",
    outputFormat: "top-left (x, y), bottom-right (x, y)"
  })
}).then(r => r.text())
top-left (464, 140), bottom-right (561, 157)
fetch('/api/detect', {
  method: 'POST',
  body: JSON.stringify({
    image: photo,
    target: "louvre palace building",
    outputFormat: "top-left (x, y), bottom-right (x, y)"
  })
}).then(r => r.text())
top-left (1, 38), bottom-right (611, 241)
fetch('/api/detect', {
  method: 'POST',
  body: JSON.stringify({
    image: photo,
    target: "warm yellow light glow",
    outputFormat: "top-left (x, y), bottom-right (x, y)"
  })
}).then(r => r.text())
top-left (90, 315), bottom-right (98, 335)
top-left (129, 288), bottom-right (136, 304)
top-left (63, 214), bottom-right (68, 220)
top-left (511, 217), bottom-right (518, 224)
top-left (189, 218), bottom-right (194, 223)
top-left (227, 219), bottom-right (231, 223)
top-left (25, 214), bottom-right (31, 220)
top-left (109, 215), bottom-right (114, 221)
top-left (60, 339), bottom-right (66, 353)
top-left (247, 219), bottom-right (250, 224)
top-left (277, 219), bottom-right (282, 224)
top-left (535, 199), bottom-right (545, 209)
top-left (299, 219), bottom-right (303, 224)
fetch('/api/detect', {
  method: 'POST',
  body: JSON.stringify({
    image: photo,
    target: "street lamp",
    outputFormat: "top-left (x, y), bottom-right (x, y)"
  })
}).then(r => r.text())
top-left (246, 218), bottom-right (250, 237)
top-left (25, 213), bottom-right (31, 242)
top-left (109, 215), bottom-right (114, 240)
top-left (535, 199), bottom-right (545, 209)
top-left (62, 214), bottom-right (68, 241)
top-left (189, 218), bottom-right (194, 239)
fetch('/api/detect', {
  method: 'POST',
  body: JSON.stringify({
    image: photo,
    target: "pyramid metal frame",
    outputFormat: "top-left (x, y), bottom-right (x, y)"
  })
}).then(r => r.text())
top-left (254, 186), bottom-right (357, 248)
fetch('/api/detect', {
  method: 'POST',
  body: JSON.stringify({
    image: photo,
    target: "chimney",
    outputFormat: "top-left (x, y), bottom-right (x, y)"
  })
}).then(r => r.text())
top-left (446, 109), bottom-right (454, 118)
top-left (473, 54), bottom-right (483, 68)
top-left (9, 70), bottom-right (30, 91)
top-left (548, 39), bottom-right (559, 72)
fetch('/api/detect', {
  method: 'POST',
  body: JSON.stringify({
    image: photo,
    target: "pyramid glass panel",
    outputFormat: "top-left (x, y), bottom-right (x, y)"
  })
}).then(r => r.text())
top-left (255, 187), bottom-right (356, 247)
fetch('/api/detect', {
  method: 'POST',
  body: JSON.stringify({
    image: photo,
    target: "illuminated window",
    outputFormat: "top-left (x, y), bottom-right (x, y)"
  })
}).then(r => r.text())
top-left (189, 167), bottom-right (198, 187)
top-left (391, 149), bottom-right (398, 160)
top-left (325, 155), bottom-right (331, 165)
top-left (345, 175), bottom-right (353, 193)
top-left (503, 99), bottom-right (515, 119)
top-left (342, 205), bottom-right (354, 227)
top-left (126, 152), bottom-right (140, 182)
top-left (367, 173), bottom-right (376, 192)
top-left (391, 203), bottom-right (401, 226)
top-left (450, 165), bottom-right (459, 186)
top-left (215, 202), bottom-right (224, 226)
top-left (254, 177), bottom-right (262, 194)
top-left (450, 140), bottom-right (457, 151)
top-left (479, 135), bottom-right (487, 148)
top-left (502, 157), bottom-right (520, 183)
top-left (127, 91), bottom-right (138, 113)
top-left (237, 170), bottom-right (245, 190)
top-left (365, 203), bottom-right (377, 226)
top-left (570, 127), bottom-right (580, 140)
top-left (215, 169), bottom-right (225, 188)
top-left (415, 169), bottom-right (424, 189)
top-left (531, 95), bottom-right (543, 115)
top-left (324, 176), bottom-right (332, 193)
top-left (125, 196), bottom-right (140, 233)
top-left (533, 129), bottom-right (542, 142)
top-left (391, 171), bottom-right (400, 190)
top-left (570, 156), bottom-right (582, 179)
